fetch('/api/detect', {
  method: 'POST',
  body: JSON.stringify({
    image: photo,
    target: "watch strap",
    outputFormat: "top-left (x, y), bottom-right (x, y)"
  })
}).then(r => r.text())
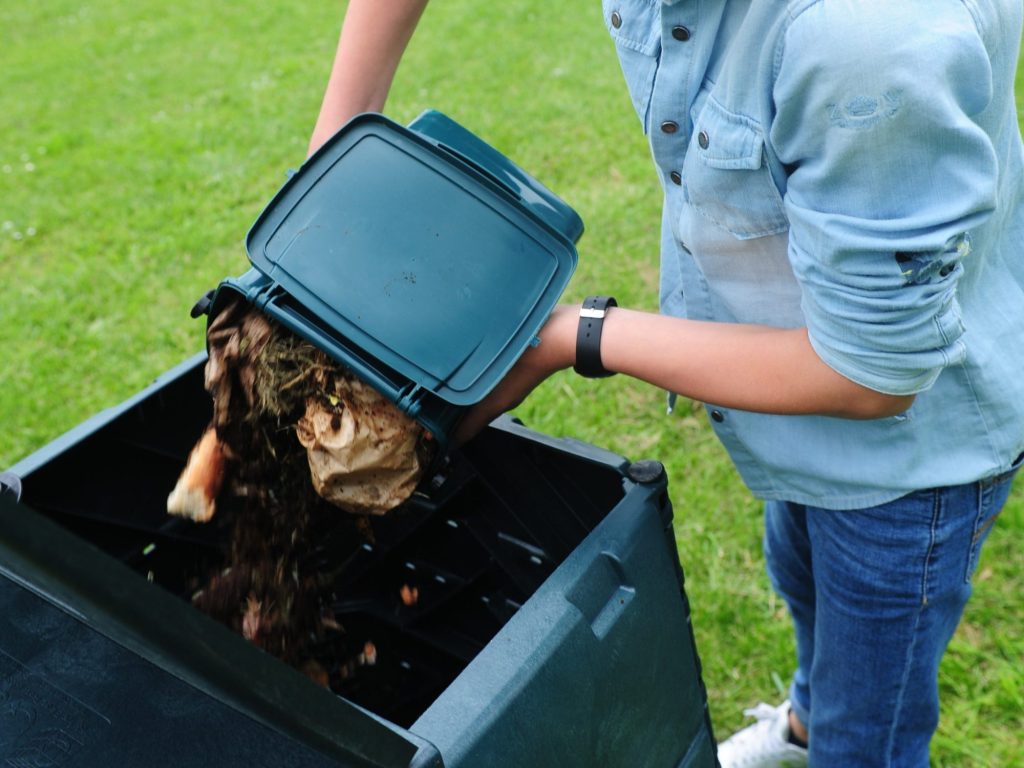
top-left (573, 296), bottom-right (617, 378)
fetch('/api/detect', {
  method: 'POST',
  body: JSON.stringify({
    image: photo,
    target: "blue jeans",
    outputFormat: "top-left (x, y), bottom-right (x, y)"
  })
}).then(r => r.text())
top-left (764, 456), bottom-right (1022, 767)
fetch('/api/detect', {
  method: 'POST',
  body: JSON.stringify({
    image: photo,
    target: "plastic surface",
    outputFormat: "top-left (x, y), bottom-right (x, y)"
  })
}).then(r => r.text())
top-left (0, 513), bottom-right (440, 768)
top-left (242, 112), bottom-right (578, 413)
top-left (406, 110), bottom-right (584, 244)
top-left (4, 356), bottom-right (717, 767)
top-left (411, 421), bottom-right (716, 768)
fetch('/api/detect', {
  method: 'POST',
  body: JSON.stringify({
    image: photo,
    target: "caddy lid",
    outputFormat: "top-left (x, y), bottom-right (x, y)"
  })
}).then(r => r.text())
top-left (245, 113), bottom-right (578, 407)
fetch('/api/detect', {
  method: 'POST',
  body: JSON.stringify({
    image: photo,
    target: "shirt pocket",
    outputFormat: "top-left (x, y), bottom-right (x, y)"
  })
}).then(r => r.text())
top-left (602, 0), bottom-right (661, 133)
top-left (683, 94), bottom-right (789, 239)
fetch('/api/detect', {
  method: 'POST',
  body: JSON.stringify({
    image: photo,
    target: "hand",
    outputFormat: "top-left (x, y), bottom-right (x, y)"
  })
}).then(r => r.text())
top-left (452, 304), bottom-right (577, 446)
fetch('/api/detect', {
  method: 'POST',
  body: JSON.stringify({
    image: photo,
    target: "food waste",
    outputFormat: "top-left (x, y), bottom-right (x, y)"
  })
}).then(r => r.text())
top-left (167, 297), bottom-right (435, 686)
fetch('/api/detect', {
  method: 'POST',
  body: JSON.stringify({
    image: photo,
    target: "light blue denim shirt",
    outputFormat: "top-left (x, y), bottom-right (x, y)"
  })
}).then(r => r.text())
top-left (603, 0), bottom-right (1024, 509)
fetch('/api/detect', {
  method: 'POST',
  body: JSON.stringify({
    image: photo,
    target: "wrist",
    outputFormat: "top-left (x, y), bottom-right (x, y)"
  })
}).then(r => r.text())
top-left (541, 304), bottom-right (580, 371)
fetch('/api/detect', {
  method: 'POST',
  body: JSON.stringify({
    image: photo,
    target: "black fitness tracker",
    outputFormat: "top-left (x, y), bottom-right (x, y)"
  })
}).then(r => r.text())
top-left (573, 295), bottom-right (618, 378)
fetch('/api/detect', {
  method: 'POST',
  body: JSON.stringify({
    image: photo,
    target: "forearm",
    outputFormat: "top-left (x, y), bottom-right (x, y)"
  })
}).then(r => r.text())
top-left (450, 303), bottom-right (912, 445)
top-left (553, 306), bottom-right (914, 419)
top-left (308, 0), bottom-right (429, 157)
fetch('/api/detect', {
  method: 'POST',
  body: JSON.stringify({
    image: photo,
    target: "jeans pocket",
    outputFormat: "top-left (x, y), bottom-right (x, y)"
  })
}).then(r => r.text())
top-left (964, 502), bottom-right (1000, 583)
top-left (964, 452), bottom-right (1023, 583)
top-left (602, 0), bottom-right (661, 133)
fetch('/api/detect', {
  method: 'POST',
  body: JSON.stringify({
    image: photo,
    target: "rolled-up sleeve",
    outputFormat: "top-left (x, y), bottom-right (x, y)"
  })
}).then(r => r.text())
top-left (770, 1), bottom-right (998, 395)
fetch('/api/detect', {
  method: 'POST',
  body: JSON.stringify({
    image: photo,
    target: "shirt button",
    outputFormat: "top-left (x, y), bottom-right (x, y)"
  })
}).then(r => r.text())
top-left (611, 10), bottom-right (622, 28)
top-left (670, 170), bottom-right (682, 185)
top-left (710, 409), bottom-right (725, 423)
top-left (661, 121), bottom-right (679, 134)
top-left (671, 25), bottom-right (691, 41)
top-left (698, 130), bottom-right (710, 149)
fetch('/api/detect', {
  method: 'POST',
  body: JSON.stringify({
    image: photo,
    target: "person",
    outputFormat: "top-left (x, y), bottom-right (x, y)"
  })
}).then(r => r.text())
top-left (308, 1), bottom-right (1024, 765)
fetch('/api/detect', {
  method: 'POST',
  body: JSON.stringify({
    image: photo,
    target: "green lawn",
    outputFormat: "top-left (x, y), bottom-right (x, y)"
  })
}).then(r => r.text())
top-left (1, 1), bottom-right (1021, 764)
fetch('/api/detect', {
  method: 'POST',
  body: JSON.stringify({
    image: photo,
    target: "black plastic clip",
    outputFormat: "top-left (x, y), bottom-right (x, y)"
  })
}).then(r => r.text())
top-left (190, 289), bottom-right (216, 319)
top-left (0, 472), bottom-right (23, 503)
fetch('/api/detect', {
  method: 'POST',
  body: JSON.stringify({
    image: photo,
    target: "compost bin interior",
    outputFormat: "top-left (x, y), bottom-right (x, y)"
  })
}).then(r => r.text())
top-left (17, 359), bottom-right (627, 729)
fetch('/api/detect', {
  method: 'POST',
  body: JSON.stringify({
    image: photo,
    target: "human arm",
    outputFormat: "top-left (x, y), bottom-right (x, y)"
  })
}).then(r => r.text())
top-left (452, 304), bottom-right (914, 445)
top-left (599, 309), bottom-right (913, 418)
top-left (308, 0), bottom-right (429, 157)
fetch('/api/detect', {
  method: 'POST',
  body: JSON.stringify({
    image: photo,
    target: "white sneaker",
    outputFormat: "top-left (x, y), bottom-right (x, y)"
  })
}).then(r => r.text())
top-left (716, 700), bottom-right (809, 768)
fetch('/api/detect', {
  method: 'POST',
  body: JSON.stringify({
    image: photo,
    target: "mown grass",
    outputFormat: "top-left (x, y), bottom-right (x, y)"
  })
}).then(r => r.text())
top-left (1, 1), bottom-right (1021, 764)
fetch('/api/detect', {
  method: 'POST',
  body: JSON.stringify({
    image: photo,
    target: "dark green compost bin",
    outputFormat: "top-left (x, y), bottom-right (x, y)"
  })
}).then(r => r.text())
top-left (0, 112), bottom-right (718, 768)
